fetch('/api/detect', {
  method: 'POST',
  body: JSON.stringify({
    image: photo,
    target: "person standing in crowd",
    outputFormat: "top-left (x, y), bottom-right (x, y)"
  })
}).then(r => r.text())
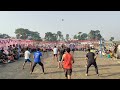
top-left (58, 45), bottom-right (65, 68)
top-left (53, 46), bottom-right (58, 61)
top-left (22, 47), bottom-right (32, 71)
top-left (69, 44), bottom-right (75, 55)
top-left (62, 48), bottom-right (74, 79)
top-left (31, 48), bottom-right (45, 74)
top-left (17, 44), bottom-right (21, 60)
top-left (71, 44), bottom-right (75, 54)
top-left (86, 48), bottom-right (99, 76)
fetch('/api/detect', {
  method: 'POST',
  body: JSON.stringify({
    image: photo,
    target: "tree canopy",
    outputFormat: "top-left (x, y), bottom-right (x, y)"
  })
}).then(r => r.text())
top-left (15, 28), bottom-right (42, 40)
top-left (44, 32), bottom-right (57, 41)
top-left (0, 33), bottom-right (11, 39)
top-left (109, 37), bottom-right (114, 41)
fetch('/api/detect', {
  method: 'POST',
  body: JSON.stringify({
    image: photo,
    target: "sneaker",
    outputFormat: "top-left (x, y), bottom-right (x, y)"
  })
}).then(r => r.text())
top-left (85, 74), bottom-right (88, 76)
top-left (97, 74), bottom-right (99, 76)
top-left (42, 72), bottom-right (45, 74)
top-left (8, 60), bottom-right (11, 63)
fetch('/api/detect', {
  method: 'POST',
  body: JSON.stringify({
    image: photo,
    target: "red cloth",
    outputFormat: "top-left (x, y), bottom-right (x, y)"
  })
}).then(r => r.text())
top-left (63, 53), bottom-right (73, 69)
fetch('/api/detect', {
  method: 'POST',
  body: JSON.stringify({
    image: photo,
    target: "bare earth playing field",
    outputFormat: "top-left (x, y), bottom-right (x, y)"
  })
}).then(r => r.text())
top-left (0, 51), bottom-right (120, 79)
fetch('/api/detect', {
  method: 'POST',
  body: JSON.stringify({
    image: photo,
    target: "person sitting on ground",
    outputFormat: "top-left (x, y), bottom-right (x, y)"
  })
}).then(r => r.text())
top-left (8, 53), bottom-right (16, 62)
top-left (13, 47), bottom-right (19, 60)
top-left (0, 49), bottom-right (8, 64)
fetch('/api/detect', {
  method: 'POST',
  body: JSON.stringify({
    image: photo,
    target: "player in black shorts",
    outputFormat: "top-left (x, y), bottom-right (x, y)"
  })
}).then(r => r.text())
top-left (58, 45), bottom-right (65, 68)
top-left (86, 48), bottom-right (99, 76)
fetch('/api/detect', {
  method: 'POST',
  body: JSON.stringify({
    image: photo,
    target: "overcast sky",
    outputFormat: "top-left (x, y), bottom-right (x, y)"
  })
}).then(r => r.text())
top-left (0, 11), bottom-right (120, 40)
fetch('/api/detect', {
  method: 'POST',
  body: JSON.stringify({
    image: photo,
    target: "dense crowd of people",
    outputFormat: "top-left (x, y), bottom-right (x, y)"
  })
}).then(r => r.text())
top-left (0, 44), bottom-right (24, 63)
top-left (1, 39), bottom-right (120, 79)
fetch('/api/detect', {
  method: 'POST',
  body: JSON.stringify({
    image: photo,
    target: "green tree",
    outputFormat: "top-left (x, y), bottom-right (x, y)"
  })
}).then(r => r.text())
top-left (80, 33), bottom-right (88, 40)
top-left (66, 34), bottom-right (69, 41)
top-left (95, 30), bottom-right (102, 40)
top-left (31, 31), bottom-right (42, 40)
top-left (88, 30), bottom-right (95, 40)
top-left (57, 31), bottom-right (62, 41)
top-left (78, 35), bottom-right (81, 40)
top-left (52, 33), bottom-right (57, 41)
top-left (44, 32), bottom-right (52, 41)
top-left (61, 35), bottom-right (64, 41)
top-left (73, 35), bottom-right (78, 39)
top-left (88, 30), bottom-right (102, 40)
top-left (15, 28), bottom-right (42, 40)
top-left (0, 33), bottom-right (11, 39)
top-left (44, 32), bottom-right (57, 41)
top-left (110, 37), bottom-right (114, 41)
top-left (78, 32), bottom-right (82, 40)
top-left (97, 34), bottom-right (102, 40)
top-left (15, 28), bottom-right (28, 39)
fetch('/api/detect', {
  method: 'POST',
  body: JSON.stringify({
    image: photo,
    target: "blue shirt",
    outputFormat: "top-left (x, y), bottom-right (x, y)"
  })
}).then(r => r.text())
top-left (34, 51), bottom-right (42, 63)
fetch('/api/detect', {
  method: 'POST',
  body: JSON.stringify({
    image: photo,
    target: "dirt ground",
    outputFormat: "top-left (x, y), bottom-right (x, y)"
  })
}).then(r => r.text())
top-left (0, 51), bottom-right (120, 79)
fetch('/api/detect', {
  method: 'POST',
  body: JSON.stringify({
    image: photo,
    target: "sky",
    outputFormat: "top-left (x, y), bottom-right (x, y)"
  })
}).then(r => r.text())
top-left (0, 11), bottom-right (120, 41)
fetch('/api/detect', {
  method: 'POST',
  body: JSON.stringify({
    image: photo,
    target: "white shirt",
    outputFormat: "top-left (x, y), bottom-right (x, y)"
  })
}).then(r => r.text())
top-left (24, 50), bottom-right (31, 59)
top-left (53, 48), bottom-right (58, 54)
top-left (118, 45), bottom-right (120, 51)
